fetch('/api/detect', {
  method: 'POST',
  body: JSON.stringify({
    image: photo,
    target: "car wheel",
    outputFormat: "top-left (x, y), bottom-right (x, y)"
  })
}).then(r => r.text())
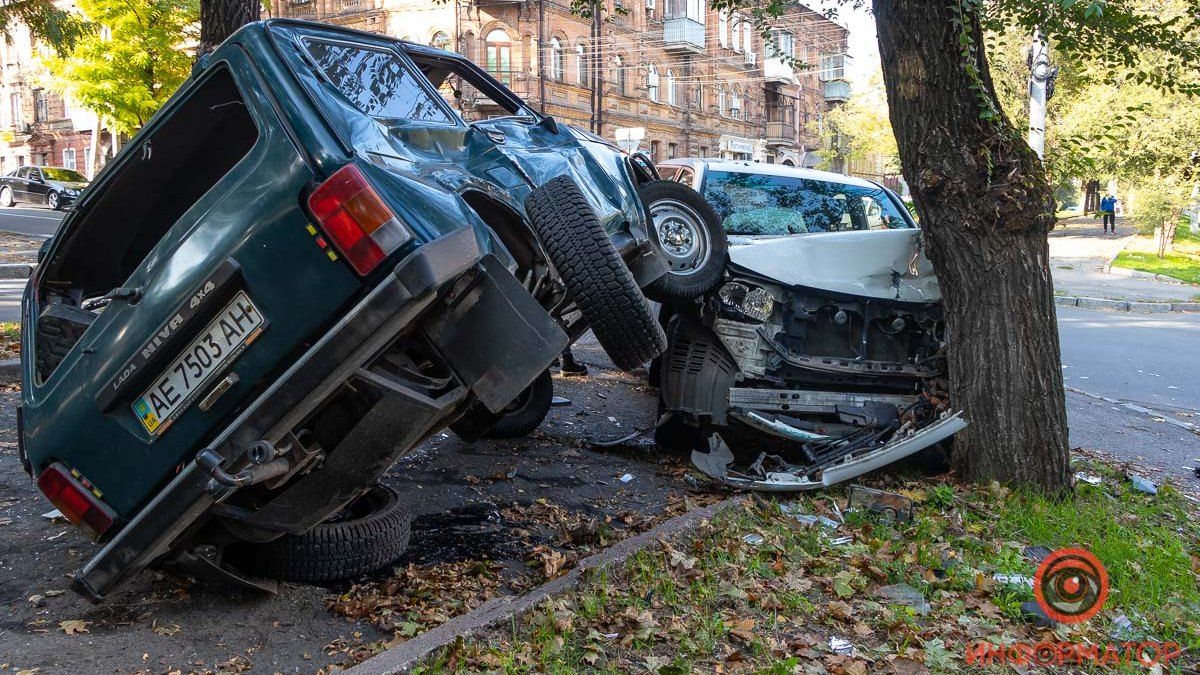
top-left (224, 483), bottom-right (410, 583)
top-left (639, 181), bottom-right (727, 301)
top-left (0, 187), bottom-right (13, 207)
top-left (47, 192), bottom-right (59, 210)
top-left (482, 369), bottom-right (553, 439)
top-left (525, 175), bottom-right (666, 371)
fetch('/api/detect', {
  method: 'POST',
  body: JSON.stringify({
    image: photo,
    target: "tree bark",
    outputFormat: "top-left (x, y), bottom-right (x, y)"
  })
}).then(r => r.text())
top-left (199, 0), bottom-right (260, 56)
top-left (873, 0), bottom-right (1071, 491)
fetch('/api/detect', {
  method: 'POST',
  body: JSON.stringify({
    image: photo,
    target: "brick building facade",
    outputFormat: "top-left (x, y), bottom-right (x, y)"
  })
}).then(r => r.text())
top-left (270, 0), bottom-right (850, 165)
top-left (0, 8), bottom-right (112, 179)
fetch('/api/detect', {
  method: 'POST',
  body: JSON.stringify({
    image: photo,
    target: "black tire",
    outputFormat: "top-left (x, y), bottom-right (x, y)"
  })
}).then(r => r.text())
top-left (35, 304), bottom-right (96, 377)
top-left (525, 175), bottom-right (665, 371)
top-left (480, 369), bottom-right (553, 439)
top-left (639, 180), bottom-right (727, 301)
top-left (225, 484), bottom-right (410, 583)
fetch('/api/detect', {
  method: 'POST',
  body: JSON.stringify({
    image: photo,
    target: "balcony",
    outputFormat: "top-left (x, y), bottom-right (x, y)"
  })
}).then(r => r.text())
top-left (763, 56), bottom-right (794, 84)
top-left (663, 17), bottom-right (705, 53)
top-left (823, 79), bottom-right (851, 102)
top-left (765, 120), bottom-right (796, 144)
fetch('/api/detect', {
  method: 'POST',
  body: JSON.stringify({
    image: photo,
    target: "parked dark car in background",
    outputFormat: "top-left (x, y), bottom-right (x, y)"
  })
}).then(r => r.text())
top-left (0, 166), bottom-right (89, 210)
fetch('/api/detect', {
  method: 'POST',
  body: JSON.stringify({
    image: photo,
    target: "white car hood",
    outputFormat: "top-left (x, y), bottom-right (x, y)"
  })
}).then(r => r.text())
top-left (728, 229), bottom-right (941, 302)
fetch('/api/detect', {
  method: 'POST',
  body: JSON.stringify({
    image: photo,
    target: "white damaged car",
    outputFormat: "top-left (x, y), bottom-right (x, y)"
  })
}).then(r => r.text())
top-left (650, 159), bottom-right (966, 491)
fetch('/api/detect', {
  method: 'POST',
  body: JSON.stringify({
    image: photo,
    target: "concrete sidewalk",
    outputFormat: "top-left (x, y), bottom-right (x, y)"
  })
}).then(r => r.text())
top-left (1050, 216), bottom-right (1199, 308)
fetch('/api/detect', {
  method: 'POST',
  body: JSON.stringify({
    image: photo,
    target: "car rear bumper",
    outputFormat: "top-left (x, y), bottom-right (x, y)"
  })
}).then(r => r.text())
top-left (72, 226), bottom-right (566, 601)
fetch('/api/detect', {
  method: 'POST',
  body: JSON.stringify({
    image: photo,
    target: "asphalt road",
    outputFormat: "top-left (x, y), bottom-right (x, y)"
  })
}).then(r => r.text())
top-left (0, 206), bottom-right (63, 238)
top-left (1058, 306), bottom-right (1200, 484)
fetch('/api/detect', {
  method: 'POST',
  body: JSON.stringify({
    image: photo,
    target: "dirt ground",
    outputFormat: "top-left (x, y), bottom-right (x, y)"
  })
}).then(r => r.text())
top-left (0, 337), bottom-right (708, 674)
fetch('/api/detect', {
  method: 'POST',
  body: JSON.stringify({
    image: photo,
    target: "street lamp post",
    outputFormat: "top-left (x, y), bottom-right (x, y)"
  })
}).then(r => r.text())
top-left (1027, 30), bottom-right (1058, 160)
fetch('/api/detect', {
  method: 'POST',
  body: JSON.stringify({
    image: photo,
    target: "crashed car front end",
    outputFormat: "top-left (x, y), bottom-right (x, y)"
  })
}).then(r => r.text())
top-left (660, 227), bottom-right (966, 491)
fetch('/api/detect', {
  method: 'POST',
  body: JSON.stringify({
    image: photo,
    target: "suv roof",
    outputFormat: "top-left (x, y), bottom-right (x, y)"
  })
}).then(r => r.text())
top-left (658, 158), bottom-right (881, 190)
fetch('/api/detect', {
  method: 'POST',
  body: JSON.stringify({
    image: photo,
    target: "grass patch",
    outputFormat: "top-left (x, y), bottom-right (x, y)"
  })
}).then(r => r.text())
top-left (415, 464), bottom-right (1200, 674)
top-left (0, 321), bottom-right (18, 359)
top-left (1113, 222), bottom-right (1200, 284)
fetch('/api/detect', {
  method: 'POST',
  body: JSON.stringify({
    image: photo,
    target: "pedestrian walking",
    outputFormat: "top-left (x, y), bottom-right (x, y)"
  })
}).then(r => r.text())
top-left (1099, 193), bottom-right (1117, 234)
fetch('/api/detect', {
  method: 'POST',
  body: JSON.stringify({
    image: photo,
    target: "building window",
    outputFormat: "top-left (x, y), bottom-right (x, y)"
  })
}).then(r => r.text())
top-left (34, 89), bottom-right (48, 123)
top-left (650, 140), bottom-right (660, 161)
top-left (549, 37), bottom-right (564, 80)
top-left (485, 30), bottom-right (512, 83)
top-left (699, 145), bottom-right (707, 157)
top-left (576, 44), bottom-right (587, 86)
top-left (742, 20), bottom-right (753, 54)
top-left (731, 16), bottom-right (742, 52)
top-left (717, 86), bottom-right (726, 116)
top-left (62, 148), bottom-right (76, 170)
top-left (430, 31), bottom-right (452, 51)
top-left (614, 55), bottom-right (627, 96)
top-left (718, 10), bottom-right (728, 47)
top-left (9, 93), bottom-right (21, 128)
top-left (665, 69), bottom-right (676, 106)
top-left (16, 155), bottom-right (24, 167)
top-left (647, 64), bottom-right (659, 102)
top-left (667, 142), bottom-right (676, 159)
top-left (462, 31), bottom-right (475, 61)
top-left (770, 30), bottom-right (794, 59)
top-left (729, 89), bottom-right (741, 119)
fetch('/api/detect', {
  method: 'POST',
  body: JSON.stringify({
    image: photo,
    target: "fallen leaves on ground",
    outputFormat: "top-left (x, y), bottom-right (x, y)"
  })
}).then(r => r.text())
top-left (58, 619), bottom-right (89, 635)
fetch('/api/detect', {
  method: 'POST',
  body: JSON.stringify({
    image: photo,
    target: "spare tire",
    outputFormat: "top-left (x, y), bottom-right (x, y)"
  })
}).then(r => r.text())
top-left (639, 180), bottom-right (727, 301)
top-left (525, 176), bottom-right (666, 371)
top-left (225, 484), bottom-right (410, 583)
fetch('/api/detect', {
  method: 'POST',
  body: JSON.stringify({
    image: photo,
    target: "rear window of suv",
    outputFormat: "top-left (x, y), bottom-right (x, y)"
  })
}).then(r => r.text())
top-left (702, 170), bottom-right (912, 235)
top-left (304, 40), bottom-right (454, 124)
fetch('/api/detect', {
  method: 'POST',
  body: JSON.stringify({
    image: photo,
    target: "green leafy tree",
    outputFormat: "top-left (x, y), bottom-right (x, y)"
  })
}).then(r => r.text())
top-left (43, 0), bottom-right (198, 135)
top-left (818, 70), bottom-right (900, 176)
top-left (0, 1), bottom-right (88, 54)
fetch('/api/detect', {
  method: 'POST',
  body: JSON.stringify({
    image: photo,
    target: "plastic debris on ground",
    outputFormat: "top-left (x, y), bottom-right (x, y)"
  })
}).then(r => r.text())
top-left (1020, 600), bottom-right (1057, 628)
top-left (780, 503), bottom-right (840, 529)
top-left (550, 396), bottom-right (571, 407)
top-left (742, 533), bottom-right (764, 546)
top-left (1110, 614), bottom-right (1136, 640)
top-left (1074, 472), bottom-right (1102, 486)
top-left (41, 509), bottom-right (63, 520)
top-left (618, 473), bottom-right (634, 483)
top-left (829, 637), bottom-right (854, 656)
top-left (993, 573), bottom-right (1034, 588)
top-left (1127, 474), bottom-right (1158, 495)
top-left (876, 582), bottom-right (931, 615)
top-left (1021, 545), bottom-right (1053, 563)
top-left (846, 484), bottom-right (914, 523)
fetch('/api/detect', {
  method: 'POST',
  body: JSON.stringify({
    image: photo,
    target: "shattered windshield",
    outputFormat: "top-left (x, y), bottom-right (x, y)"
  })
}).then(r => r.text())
top-left (702, 170), bottom-right (912, 235)
top-left (304, 40), bottom-right (455, 124)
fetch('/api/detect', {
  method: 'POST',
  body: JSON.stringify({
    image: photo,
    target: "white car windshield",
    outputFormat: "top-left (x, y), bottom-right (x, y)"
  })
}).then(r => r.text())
top-left (702, 170), bottom-right (912, 235)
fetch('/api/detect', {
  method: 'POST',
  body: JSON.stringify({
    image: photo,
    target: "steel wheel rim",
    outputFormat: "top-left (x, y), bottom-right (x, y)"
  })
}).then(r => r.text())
top-left (650, 198), bottom-right (710, 276)
top-left (48, 193), bottom-right (57, 209)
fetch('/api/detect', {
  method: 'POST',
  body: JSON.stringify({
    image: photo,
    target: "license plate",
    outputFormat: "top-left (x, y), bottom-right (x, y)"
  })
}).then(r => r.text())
top-left (132, 291), bottom-right (265, 436)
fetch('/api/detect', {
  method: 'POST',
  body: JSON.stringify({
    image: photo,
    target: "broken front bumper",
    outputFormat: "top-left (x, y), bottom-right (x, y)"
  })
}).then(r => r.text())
top-left (73, 227), bottom-right (567, 601)
top-left (691, 410), bottom-right (967, 492)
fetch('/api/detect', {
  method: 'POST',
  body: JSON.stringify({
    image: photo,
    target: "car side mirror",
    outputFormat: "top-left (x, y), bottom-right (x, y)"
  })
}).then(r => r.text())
top-left (38, 236), bottom-right (53, 264)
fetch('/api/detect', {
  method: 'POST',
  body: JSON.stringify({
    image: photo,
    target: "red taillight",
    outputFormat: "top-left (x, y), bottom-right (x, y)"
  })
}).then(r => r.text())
top-left (308, 164), bottom-right (411, 275)
top-left (37, 463), bottom-right (116, 539)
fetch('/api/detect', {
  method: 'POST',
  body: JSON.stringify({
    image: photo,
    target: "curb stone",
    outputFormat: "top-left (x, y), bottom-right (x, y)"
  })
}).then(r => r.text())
top-left (0, 263), bottom-right (32, 279)
top-left (1056, 295), bottom-right (1198, 314)
top-left (0, 358), bottom-right (19, 384)
top-left (345, 497), bottom-right (743, 675)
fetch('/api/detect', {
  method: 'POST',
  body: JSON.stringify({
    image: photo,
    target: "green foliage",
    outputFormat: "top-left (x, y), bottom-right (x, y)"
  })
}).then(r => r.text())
top-left (818, 70), bottom-right (900, 174)
top-left (0, 1), bottom-right (90, 55)
top-left (43, 0), bottom-right (197, 135)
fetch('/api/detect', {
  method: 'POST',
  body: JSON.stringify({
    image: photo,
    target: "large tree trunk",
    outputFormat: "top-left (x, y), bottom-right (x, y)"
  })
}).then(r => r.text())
top-left (873, 0), bottom-right (1071, 491)
top-left (199, 0), bottom-right (260, 56)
